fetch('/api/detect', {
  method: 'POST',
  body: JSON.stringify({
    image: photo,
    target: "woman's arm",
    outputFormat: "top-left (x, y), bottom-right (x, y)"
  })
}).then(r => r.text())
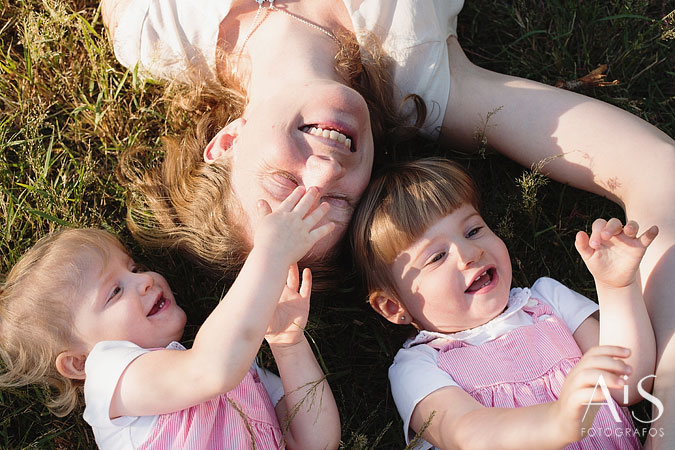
top-left (442, 36), bottom-right (674, 207)
top-left (109, 187), bottom-right (334, 418)
top-left (411, 346), bottom-right (630, 450)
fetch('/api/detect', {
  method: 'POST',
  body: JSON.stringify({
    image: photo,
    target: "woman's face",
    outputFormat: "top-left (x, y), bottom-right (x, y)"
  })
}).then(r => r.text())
top-left (206, 79), bottom-right (374, 260)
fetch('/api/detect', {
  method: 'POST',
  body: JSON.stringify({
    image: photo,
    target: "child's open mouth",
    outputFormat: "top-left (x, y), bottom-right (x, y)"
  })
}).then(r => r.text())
top-left (147, 295), bottom-right (167, 316)
top-left (465, 268), bottom-right (496, 293)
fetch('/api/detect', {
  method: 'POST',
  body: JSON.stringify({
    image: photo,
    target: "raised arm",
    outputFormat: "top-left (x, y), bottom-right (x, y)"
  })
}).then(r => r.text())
top-left (110, 187), bottom-right (335, 418)
top-left (444, 37), bottom-right (674, 441)
top-left (411, 346), bottom-right (630, 450)
top-left (575, 218), bottom-right (658, 403)
top-left (265, 265), bottom-right (340, 450)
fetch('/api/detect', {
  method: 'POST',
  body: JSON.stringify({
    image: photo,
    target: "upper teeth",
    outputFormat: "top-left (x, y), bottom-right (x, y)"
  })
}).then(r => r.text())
top-left (302, 126), bottom-right (352, 150)
top-left (477, 271), bottom-right (490, 288)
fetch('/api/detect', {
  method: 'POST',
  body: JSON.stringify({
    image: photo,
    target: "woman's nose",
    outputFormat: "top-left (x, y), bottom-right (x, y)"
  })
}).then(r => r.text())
top-left (302, 154), bottom-right (344, 189)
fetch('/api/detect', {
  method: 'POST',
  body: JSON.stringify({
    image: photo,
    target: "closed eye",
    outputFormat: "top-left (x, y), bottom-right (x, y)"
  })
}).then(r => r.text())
top-left (263, 171), bottom-right (299, 200)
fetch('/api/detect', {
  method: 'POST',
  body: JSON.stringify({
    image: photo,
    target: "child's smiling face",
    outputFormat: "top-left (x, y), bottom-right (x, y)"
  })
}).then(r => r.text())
top-left (70, 243), bottom-right (187, 351)
top-left (390, 203), bottom-right (512, 333)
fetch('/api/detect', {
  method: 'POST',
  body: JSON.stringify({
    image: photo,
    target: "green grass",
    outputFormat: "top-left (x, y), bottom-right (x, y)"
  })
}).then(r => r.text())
top-left (1, 0), bottom-right (672, 448)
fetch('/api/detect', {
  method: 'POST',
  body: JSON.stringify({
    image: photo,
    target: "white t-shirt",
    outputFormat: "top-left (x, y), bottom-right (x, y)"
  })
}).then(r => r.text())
top-left (83, 340), bottom-right (284, 450)
top-left (111, 0), bottom-right (465, 139)
top-left (389, 277), bottom-right (599, 450)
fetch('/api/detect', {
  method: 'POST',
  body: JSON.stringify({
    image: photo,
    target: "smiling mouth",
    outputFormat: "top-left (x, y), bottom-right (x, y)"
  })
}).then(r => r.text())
top-left (465, 268), bottom-right (495, 293)
top-left (301, 125), bottom-right (355, 152)
top-left (147, 296), bottom-right (167, 316)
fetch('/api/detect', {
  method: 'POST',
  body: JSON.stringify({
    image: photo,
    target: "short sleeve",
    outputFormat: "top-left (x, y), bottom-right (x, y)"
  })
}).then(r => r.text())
top-left (389, 344), bottom-right (458, 449)
top-left (530, 277), bottom-right (599, 334)
top-left (346, 0), bottom-right (465, 140)
top-left (255, 362), bottom-right (284, 406)
top-left (112, 0), bottom-right (233, 81)
top-left (83, 340), bottom-right (149, 429)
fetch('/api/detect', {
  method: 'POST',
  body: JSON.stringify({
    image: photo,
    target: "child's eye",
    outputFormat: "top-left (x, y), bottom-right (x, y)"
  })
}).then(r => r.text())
top-left (467, 227), bottom-right (482, 238)
top-left (107, 286), bottom-right (121, 303)
top-left (427, 252), bottom-right (446, 265)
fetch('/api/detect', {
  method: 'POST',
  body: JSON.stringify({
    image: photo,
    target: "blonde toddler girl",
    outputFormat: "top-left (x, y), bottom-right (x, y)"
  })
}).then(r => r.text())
top-left (0, 186), bottom-right (340, 450)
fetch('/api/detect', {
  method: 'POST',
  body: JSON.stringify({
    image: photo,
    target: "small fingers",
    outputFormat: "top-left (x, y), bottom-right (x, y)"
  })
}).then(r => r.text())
top-left (256, 199), bottom-right (273, 219)
top-left (572, 377), bottom-right (624, 409)
top-left (622, 220), bottom-right (639, 239)
top-left (304, 201), bottom-right (331, 227)
top-left (577, 354), bottom-right (632, 377)
top-left (286, 264), bottom-right (300, 291)
top-left (575, 231), bottom-right (593, 260)
top-left (583, 345), bottom-right (631, 359)
top-left (299, 268), bottom-right (312, 299)
top-left (278, 186), bottom-right (307, 212)
top-left (589, 219), bottom-right (608, 248)
top-left (292, 186), bottom-right (321, 216)
top-left (600, 218), bottom-right (624, 240)
top-left (638, 225), bottom-right (659, 248)
top-left (309, 221), bottom-right (336, 243)
top-left (575, 369), bottom-right (628, 391)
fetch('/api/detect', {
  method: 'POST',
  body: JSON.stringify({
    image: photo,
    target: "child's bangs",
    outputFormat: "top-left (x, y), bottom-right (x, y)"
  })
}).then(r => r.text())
top-left (370, 175), bottom-right (473, 263)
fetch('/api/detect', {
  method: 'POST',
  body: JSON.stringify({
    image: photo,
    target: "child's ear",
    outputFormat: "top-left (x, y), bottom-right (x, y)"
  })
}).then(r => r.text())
top-left (369, 292), bottom-right (412, 325)
top-left (55, 351), bottom-right (88, 380)
top-left (203, 118), bottom-right (246, 163)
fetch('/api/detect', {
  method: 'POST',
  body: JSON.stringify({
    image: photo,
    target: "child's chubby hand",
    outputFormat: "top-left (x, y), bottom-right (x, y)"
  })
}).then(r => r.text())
top-left (265, 264), bottom-right (311, 348)
top-left (253, 186), bottom-right (335, 265)
top-left (575, 218), bottom-right (658, 289)
top-left (553, 346), bottom-right (631, 443)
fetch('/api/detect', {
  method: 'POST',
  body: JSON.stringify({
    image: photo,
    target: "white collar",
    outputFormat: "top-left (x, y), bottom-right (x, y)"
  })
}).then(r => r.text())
top-left (403, 287), bottom-right (533, 348)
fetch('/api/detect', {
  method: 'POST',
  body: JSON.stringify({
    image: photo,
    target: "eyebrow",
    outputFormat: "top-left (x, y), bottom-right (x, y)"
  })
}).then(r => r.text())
top-left (94, 265), bottom-right (114, 306)
top-left (407, 210), bottom-right (483, 267)
top-left (408, 238), bottom-right (436, 268)
top-left (259, 162), bottom-right (298, 183)
top-left (465, 212), bottom-right (482, 223)
top-left (94, 252), bottom-right (131, 307)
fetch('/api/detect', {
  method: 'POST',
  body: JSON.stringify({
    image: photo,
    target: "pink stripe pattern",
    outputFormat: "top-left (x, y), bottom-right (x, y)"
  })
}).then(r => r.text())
top-left (428, 298), bottom-right (640, 449)
top-left (137, 368), bottom-right (284, 449)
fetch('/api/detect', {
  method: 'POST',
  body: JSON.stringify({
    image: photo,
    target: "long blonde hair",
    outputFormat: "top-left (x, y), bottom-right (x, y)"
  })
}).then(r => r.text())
top-left (0, 228), bottom-right (126, 416)
top-left (351, 158), bottom-right (480, 303)
top-left (117, 31), bottom-right (424, 286)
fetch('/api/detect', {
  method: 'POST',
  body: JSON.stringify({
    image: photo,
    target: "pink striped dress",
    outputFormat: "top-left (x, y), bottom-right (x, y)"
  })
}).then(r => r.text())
top-left (136, 367), bottom-right (284, 450)
top-left (428, 298), bottom-right (640, 449)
